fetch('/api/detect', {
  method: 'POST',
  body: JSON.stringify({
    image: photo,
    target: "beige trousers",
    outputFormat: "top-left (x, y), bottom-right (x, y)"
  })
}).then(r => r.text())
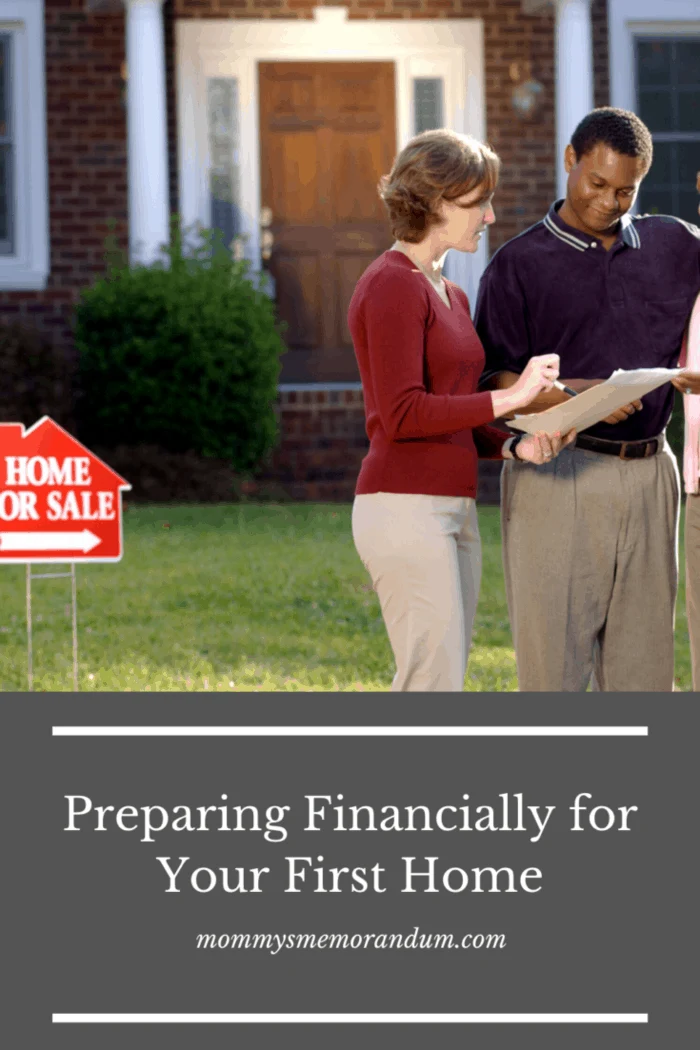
top-left (352, 493), bottom-right (482, 691)
top-left (502, 442), bottom-right (679, 692)
top-left (685, 494), bottom-right (700, 690)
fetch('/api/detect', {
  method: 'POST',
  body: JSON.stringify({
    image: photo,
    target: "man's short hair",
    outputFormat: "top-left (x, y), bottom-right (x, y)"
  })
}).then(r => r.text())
top-left (570, 107), bottom-right (653, 170)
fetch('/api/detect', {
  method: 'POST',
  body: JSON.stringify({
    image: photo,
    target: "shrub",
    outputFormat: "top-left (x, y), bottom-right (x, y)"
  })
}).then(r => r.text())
top-left (0, 321), bottom-right (75, 430)
top-left (75, 224), bottom-right (284, 472)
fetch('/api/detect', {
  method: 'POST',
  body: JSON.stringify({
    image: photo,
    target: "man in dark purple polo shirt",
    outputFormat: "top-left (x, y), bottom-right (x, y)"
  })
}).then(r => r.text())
top-left (475, 107), bottom-right (700, 692)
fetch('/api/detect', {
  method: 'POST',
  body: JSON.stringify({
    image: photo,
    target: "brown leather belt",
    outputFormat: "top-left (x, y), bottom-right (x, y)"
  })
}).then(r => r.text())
top-left (574, 433), bottom-right (662, 460)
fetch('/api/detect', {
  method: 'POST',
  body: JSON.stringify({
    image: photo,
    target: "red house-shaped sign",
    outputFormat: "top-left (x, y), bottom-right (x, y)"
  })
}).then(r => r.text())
top-left (0, 417), bottom-right (131, 563)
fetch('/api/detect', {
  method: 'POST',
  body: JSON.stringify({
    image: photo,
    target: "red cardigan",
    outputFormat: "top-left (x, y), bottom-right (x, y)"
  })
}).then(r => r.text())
top-left (348, 250), bottom-right (507, 498)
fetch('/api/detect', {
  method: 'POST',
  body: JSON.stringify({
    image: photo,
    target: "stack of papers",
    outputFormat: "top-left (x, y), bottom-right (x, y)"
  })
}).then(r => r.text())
top-left (510, 367), bottom-right (683, 436)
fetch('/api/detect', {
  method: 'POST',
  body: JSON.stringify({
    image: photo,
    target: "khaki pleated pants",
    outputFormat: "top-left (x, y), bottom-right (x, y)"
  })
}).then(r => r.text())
top-left (352, 493), bottom-right (482, 691)
top-left (684, 493), bottom-right (700, 690)
top-left (501, 441), bottom-right (680, 692)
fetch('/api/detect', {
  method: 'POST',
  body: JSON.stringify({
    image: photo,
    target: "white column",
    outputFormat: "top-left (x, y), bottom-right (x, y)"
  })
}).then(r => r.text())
top-left (125, 0), bottom-right (169, 264)
top-left (555, 0), bottom-right (595, 198)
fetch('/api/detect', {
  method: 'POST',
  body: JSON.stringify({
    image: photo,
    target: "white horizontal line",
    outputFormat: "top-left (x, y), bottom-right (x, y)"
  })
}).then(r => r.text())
top-left (52, 1013), bottom-right (648, 1024)
top-left (51, 726), bottom-right (649, 738)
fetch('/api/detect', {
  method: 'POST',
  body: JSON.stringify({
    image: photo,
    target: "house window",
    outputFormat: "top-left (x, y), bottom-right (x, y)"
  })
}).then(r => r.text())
top-left (0, 34), bottom-right (13, 254)
top-left (636, 37), bottom-right (700, 225)
top-left (207, 77), bottom-right (241, 255)
top-left (413, 78), bottom-right (444, 135)
top-left (0, 0), bottom-right (49, 290)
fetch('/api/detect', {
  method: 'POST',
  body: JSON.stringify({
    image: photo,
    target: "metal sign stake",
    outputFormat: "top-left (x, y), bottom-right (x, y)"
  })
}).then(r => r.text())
top-left (26, 563), bottom-right (78, 692)
top-left (26, 564), bottom-right (32, 692)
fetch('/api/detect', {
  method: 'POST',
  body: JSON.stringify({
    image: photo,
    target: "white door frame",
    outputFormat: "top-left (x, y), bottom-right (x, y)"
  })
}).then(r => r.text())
top-left (608, 0), bottom-right (700, 112)
top-left (176, 7), bottom-right (487, 307)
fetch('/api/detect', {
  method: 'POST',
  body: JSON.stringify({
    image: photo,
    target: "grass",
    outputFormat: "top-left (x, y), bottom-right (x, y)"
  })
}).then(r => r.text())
top-left (0, 503), bottom-right (691, 691)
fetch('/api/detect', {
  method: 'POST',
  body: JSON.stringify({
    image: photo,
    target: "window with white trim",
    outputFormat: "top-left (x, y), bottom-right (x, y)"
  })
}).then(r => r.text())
top-left (413, 77), bottom-right (444, 135)
top-left (207, 77), bottom-right (242, 256)
top-left (0, 33), bottom-right (13, 255)
top-left (0, 0), bottom-right (49, 289)
top-left (636, 36), bottom-right (700, 225)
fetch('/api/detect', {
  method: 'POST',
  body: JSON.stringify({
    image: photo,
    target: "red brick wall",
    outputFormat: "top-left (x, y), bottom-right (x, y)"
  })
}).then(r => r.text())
top-left (0, 0), bottom-right (127, 355)
top-left (259, 388), bottom-right (369, 501)
top-left (245, 387), bottom-right (502, 502)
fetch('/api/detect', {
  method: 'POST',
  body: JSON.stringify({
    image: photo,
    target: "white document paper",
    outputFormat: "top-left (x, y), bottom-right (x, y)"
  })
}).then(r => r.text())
top-left (510, 367), bottom-right (684, 436)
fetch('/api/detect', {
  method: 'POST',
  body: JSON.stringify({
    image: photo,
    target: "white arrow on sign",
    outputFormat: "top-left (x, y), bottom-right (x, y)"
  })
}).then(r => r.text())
top-left (0, 530), bottom-right (102, 553)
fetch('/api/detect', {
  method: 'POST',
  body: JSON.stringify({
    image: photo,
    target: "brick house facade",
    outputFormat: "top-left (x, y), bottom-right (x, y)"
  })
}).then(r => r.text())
top-left (1, 0), bottom-right (698, 500)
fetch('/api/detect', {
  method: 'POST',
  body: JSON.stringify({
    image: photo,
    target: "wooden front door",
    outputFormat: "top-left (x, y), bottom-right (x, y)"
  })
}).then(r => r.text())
top-left (259, 61), bottom-right (396, 383)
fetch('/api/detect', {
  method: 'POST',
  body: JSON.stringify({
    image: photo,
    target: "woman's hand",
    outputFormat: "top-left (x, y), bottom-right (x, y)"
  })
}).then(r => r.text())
top-left (491, 355), bottom-right (561, 418)
top-left (514, 429), bottom-right (576, 464)
top-left (671, 372), bottom-right (700, 396)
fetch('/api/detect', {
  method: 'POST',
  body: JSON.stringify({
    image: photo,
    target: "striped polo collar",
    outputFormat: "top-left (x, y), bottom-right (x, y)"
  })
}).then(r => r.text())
top-left (543, 200), bottom-right (641, 251)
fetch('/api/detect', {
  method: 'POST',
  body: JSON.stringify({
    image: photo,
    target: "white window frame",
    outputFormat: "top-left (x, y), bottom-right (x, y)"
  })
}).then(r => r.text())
top-left (609, 0), bottom-right (700, 113)
top-left (176, 7), bottom-right (487, 308)
top-left (412, 75), bottom-right (445, 136)
top-left (0, 0), bottom-right (49, 290)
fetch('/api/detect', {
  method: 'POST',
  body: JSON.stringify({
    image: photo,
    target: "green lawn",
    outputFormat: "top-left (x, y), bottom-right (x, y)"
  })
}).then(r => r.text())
top-left (0, 503), bottom-right (691, 691)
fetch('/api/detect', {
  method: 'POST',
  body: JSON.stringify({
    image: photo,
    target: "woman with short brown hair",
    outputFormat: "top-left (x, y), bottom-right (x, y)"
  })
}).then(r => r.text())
top-left (379, 126), bottom-right (500, 244)
top-left (348, 129), bottom-right (574, 692)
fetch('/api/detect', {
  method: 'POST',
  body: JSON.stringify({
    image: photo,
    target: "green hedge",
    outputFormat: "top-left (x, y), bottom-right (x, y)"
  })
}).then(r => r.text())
top-left (75, 225), bottom-right (285, 472)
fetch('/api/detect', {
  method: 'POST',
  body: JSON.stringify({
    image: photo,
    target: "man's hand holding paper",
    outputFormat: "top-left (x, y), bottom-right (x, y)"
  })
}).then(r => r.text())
top-left (510, 367), bottom-right (685, 437)
top-left (556, 378), bottom-right (644, 425)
